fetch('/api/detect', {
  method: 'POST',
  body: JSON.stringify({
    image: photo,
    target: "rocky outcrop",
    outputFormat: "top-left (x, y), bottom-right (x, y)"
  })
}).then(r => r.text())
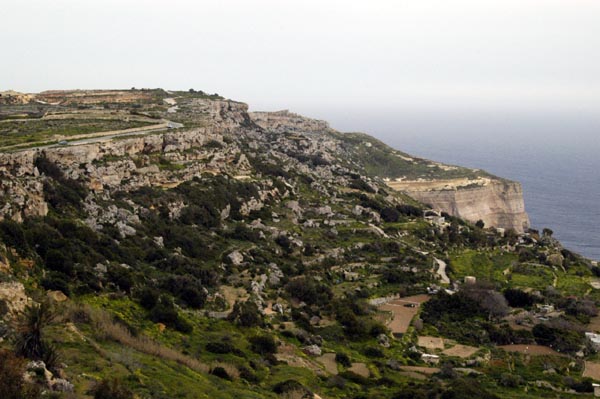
top-left (250, 110), bottom-right (330, 134)
top-left (395, 179), bottom-right (530, 233)
top-left (0, 92), bottom-right (530, 232)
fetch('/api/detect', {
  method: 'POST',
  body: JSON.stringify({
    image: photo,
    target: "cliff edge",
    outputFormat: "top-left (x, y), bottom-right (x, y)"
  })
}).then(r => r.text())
top-left (0, 90), bottom-right (529, 232)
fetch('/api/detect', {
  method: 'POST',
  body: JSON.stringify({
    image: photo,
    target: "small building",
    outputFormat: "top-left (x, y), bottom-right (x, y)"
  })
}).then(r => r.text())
top-left (167, 121), bottom-right (183, 129)
top-left (593, 383), bottom-right (600, 397)
top-left (537, 304), bottom-right (555, 314)
top-left (586, 332), bottom-right (600, 350)
top-left (421, 354), bottom-right (440, 365)
top-left (343, 271), bottom-right (360, 282)
top-left (464, 276), bottom-right (477, 285)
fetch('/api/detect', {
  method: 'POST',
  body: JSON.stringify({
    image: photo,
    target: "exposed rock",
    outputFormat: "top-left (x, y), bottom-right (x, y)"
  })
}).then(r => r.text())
top-left (227, 250), bottom-right (244, 266)
top-left (378, 333), bottom-right (391, 348)
top-left (0, 281), bottom-right (31, 317)
top-left (303, 344), bottom-right (322, 357)
top-left (47, 290), bottom-right (68, 302)
top-left (391, 179), bottom-right (530, 233)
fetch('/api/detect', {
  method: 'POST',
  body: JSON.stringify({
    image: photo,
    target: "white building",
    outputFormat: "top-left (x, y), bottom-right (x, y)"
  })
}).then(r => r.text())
top-left (586, 332), bottom-right (600, 350)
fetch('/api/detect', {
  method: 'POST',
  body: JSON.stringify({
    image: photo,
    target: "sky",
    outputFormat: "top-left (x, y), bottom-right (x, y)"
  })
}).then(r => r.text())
top-left (2, 0), bottom-right (599, 119)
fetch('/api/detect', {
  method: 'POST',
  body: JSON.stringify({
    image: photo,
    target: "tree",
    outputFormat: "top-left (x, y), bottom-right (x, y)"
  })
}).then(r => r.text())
top-left (543, 228), bottom-right (554, 237)
top-left (504, 288), bottom-right (535, 308)
top-left (475, 219), bottom-right (485, 229)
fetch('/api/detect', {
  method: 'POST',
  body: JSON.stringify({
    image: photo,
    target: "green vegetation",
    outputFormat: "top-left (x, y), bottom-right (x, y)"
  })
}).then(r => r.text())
top-left (0, 90), bottom-right (597, 398)
top-left (0, 118), bottom-right (154, 148)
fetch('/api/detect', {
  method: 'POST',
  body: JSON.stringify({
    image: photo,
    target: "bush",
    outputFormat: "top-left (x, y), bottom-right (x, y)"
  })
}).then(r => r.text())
top-left (138, 287), bottom-right (160, 310)
top-left (335, 352), bottom-right (352, 367)
top-left (285, 277), bottom-right (332, 306)
top-left (532, 323), bottom-right (583, 353)
top-left (380, 207), bottom-right (400, 223)
top-left (228, 300), bottom-right (264, 327)
top-left (273, 379), bottom-right (310, 395)
top-left (363, 346), bottom-right (384, 358)
top-left (206, 341), bottom-right (235, 354)
top-left (210, 366), bottom-right (231, 380)
top-left (149, 296), bottom-right (192, 333)
top-left (249, 334), bottom-right (278, 355)
top-left (503, 288), bottom-right (535, 308)
top-left (41, 273), bottom-right (71, 296)
top-left (0, 350), bottom-right (41, 399)
top-left (93, 378), bottom-right (133, 399)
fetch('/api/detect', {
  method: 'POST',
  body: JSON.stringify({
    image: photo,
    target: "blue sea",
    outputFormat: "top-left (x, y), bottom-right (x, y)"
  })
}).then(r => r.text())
top-left (319, 109), bottom-right (600, 261)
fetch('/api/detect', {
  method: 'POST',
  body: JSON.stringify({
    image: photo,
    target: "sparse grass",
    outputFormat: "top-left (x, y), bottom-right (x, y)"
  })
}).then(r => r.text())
top-left (68, 303), bottom-right (211, 374)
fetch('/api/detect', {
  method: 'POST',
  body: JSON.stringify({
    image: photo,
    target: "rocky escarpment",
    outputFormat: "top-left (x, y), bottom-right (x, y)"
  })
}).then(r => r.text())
top-left (0, 92), bottom-right (530, 232)
top-left (0, 98), bottom-right (251, 222)
top-left (388, 178), bottom-right (530, 233)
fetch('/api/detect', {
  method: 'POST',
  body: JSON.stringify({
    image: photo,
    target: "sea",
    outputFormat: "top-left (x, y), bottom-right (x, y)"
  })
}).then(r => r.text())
top-left (320, 109), bottom-right (600, 261)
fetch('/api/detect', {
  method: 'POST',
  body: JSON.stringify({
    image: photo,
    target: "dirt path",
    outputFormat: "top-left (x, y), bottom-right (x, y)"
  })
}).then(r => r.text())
top-left (434, 258), bottom-right (450, 284)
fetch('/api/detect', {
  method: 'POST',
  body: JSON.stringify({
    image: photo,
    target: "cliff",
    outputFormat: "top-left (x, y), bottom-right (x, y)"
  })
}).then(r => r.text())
top-left (1, 89), bottom-right (591, 399)
top-left (0, 90), bottom-right (529, 232)
top-left (388, 178), bottom-right (530, 232)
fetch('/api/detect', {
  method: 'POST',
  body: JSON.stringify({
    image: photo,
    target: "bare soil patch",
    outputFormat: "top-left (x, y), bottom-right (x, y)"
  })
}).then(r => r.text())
top-left (317, 353), bottom-right (338, 375)
top-left (378, 295), bottom-right (430, 335)
top-left (583, 361), bottom-right (600, 380)
top-left (499, 344), bottom-right (562, 356)
top-left (349, 363), bottom-right (370, 378)
top-left (588, 315), bottom-right (600, 333)
top-left (442, 344), bottom-right (479, 358)
top-left (418, 336), bottom-right (444, 350)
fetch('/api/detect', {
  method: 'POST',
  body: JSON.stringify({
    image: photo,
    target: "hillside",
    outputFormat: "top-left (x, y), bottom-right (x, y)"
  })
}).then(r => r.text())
top-left (0, 89), bottom-right (598, 399)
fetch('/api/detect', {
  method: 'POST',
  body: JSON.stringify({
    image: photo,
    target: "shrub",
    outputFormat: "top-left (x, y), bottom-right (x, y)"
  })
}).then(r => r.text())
top-left (503, 288), bottom-right (536, 308)
top-left (210, 366), bottom-right (231, 380)
top-left (138, 287), bottom-right (160, 310)
top-left (249, 334), bottom-right (278, 355)
top-left (228, 300), bottom-right (264, 327)
top-left (380, 207), bottom-right (400, 223)
top-left (14, 301), bottom-right (60, 370)
top-left (41, 273), bottom-right (71, 296)
top-left (149, 296), bottom-right (192, 333)
top-left (363, 346), bottom-right (384, 358)
top-left (273, 379), bottom-right (310, 395)
top-left (0, 350), bottom-right (41, 399)
top-left (335, 352), bottom-right (352, 367)
top-left (92, 378), bottom-right (134, 399)
top-left (206, 341), bottom-right (235, 354)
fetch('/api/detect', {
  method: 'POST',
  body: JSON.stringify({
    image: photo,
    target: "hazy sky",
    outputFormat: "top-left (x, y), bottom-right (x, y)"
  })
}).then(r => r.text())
top-left (2, 0), bottom-right (599, 117)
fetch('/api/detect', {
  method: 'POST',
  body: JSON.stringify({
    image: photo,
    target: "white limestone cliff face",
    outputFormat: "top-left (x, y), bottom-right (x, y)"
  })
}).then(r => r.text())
top-left (398, 180), bottom-right (530, 233)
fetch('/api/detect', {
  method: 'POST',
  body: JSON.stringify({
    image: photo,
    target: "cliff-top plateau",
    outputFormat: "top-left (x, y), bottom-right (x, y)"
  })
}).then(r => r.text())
top-left (0, 88), bottom-right (597, 399)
